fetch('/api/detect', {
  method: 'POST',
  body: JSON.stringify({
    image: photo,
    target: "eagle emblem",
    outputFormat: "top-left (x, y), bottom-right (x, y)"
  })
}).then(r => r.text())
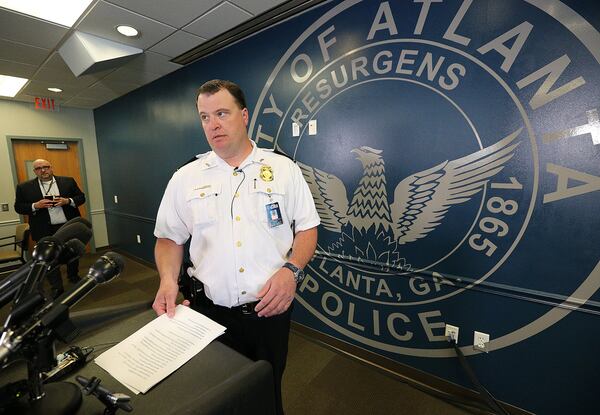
top-left (299, 128), bottom-right (521, 250)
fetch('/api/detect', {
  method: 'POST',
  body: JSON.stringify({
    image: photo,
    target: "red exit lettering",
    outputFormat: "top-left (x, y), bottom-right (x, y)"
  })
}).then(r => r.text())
top-left (34, 97), bottom-right (56, 111)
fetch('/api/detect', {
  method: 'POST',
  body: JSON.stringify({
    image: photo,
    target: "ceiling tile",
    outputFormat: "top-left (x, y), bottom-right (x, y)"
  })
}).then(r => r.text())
top-left (77, 1), bottom-right (176, 50)
top-left (149, 30), bottom-right (206, 58)
top-left (106, 0), bottom-right (221, 28)
top-left (10, 94), bottom-right (36, 104)
top-left (103, 66), bottom-right (164, 84)
top-left (94, 79), bottom-right (141, 95)
top-left (20, 80), bottom-right (80, 99)
top-left (33, 64), bottom-right (112, 88)
top-left (0, 8), bottom-right (68, 49)
top-left (81, 83), bottom-right (121, 100)
top-left (183, 2), bottom-right (252, 39)
top-left (63, 96), bottom-right (110, 109)
top-left (0, 59), bottom-right (38, 78)
top-left (230, 0), bottom-right (286, 15)
top-left (0, 38), bottom-right (50, 66)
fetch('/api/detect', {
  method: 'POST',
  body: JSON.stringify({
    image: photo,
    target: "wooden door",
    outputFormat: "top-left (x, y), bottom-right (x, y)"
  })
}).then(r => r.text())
top-left (12, 139), bottom-right (89, 251)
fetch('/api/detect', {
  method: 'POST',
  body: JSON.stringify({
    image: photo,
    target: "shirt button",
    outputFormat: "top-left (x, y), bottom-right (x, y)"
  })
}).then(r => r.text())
top-left (234, 192), bottom-right (240, 198)
top-left (200, 192), bottom-right (205, 197)
top-left (233, 172), bottom-right (238, 176)
top-left (236, 241), bottom-right (242, 247)
top-left (241, 291), bottom-right (246, 295)
top-left (239, 267), bottom-right (244, 273)
top-left (235, 216), bottom-right (241, 221)
top-left (267, 188), bottom-right (272, 193)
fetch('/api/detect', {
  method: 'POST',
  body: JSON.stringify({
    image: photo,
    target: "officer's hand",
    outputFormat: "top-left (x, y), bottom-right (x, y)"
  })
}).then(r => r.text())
top-left (255, 268), bottom-right (296, 317)
top-left (152, 280), bottom-right (189, 318)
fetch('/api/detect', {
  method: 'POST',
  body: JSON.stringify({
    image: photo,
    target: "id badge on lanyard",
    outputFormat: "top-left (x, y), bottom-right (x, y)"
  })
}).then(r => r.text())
top-left (266, 202), bottom-right (283, 227)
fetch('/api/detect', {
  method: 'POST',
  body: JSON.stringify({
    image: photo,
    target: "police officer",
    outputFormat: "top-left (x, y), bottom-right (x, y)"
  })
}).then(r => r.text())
top-left (152, 79), bottom-right (320, 414)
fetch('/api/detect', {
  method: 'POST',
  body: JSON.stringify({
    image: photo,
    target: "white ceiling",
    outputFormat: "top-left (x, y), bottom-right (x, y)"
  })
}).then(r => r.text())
top-left (0, 0), bottom-right (288, 109)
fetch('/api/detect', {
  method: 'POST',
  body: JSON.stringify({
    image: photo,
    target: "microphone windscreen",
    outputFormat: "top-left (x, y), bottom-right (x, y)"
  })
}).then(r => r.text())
top-left (62, 217), bottom-right (92, 229)
top-left (36, 235), bottom-right (61, 245)
top-left (53, 222), bottom-right (92, 245)
top-left (103, 252), bottom-right (125, 275)
top-left (63, 239), bottom-right (86, 261)
top-left (32, 236), bottom-right (62, 262)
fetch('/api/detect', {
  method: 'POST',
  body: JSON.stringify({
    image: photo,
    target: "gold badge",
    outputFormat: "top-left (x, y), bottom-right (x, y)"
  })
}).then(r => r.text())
top-left (260, 166), bottom-right (274, 182)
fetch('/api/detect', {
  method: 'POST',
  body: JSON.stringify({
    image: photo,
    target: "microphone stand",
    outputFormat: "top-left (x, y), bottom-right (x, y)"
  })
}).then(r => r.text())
top-left (0, 252), bottom-right (124, 415)
top-left (0, 304), bottom-right (83, 414)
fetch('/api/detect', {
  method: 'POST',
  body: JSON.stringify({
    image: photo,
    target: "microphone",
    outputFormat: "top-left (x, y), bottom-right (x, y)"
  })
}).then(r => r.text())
top-left (30, 236), bottom-right (63, 263)
top-left (0, 222), bottom-right (92, 308)
top-left (53, 222), bottom-right (93, 247)
top-left (12, 236), bottom-right (64, 307)
top-left (76, 376), bottom-right (133, 412)
top-left (55, 252), bottom-right (125, 308)
top-left (0, 240), bottom-right (86, 309)
top-left (61, 216), bottom-right (92, 229)
top-left (0, 253), bottom-right (124, 364)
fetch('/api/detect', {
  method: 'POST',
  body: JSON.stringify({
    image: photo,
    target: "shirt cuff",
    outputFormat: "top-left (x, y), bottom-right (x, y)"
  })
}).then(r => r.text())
top-left (31, 203), bottom-right (37, 212)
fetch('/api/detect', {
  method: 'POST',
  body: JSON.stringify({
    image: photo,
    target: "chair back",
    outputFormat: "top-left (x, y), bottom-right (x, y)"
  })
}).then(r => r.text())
top-left (15, 223), bottom-right (30, 254)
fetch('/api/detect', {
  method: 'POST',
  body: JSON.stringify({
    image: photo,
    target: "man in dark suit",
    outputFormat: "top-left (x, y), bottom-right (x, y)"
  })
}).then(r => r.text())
top-left (14, 159), bottom-right (86, 298)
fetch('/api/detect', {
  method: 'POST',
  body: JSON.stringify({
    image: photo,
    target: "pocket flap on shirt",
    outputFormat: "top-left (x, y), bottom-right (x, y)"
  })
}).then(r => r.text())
top-left (250, 180), bottom-right (285, 196)
top-left (186, 183), bottom-right (222, 201)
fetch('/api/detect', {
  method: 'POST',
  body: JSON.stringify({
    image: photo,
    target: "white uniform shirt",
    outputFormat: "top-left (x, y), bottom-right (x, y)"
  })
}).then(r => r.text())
top-left (154, 143), bottom-right (320, 307)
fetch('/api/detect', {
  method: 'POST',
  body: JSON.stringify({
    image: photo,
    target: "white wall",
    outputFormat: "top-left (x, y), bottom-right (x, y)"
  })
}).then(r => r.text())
top-left (0, 99), bottom-right (108, 248)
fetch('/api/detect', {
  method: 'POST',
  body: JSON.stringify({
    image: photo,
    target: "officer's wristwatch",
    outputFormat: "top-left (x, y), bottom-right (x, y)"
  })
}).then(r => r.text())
top-left (282, 262), bottom-right (305, 283)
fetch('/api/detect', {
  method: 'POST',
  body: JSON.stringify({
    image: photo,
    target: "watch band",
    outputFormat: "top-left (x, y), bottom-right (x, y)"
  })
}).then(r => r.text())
top-left (282, 262), bottom-right (304, 283)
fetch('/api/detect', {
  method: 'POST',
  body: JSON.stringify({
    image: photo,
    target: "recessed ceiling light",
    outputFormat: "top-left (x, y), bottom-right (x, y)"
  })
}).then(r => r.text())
top-left (0, 0), bottom-right (94, 27)
top-left (48, 87), bottom-right (63, 93)
top-left (0, 74), bottom-right (28, 97)
top-left (116, 25), bottom-right (139, 37)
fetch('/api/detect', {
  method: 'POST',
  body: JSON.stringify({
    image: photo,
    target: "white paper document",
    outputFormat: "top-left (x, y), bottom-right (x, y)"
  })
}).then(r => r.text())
top-left (95, 305), bottom-right (226, 394)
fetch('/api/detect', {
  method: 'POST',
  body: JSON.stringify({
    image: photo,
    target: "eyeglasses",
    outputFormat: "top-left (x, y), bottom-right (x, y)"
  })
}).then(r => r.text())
top-left (34, 165), bottom-right (51, 171)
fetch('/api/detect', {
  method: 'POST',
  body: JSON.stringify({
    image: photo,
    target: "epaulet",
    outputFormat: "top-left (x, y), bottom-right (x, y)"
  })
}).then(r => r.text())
top-left (270, 146), bottom-right (295, 162)
top-left (176, 151), bottom-right (210, 171)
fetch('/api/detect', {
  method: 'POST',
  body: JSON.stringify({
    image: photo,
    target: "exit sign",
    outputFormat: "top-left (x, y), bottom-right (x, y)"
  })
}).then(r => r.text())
top-left (34, 97), bottom-right (59, 111)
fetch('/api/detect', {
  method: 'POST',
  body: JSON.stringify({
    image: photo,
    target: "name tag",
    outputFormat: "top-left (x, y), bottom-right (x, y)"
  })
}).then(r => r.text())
top-left (266, 202), bottom-right (283, 227)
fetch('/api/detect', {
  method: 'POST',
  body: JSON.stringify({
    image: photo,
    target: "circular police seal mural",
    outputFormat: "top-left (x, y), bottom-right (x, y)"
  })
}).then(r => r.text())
top-left (250, 0), bottom-right (600, 357)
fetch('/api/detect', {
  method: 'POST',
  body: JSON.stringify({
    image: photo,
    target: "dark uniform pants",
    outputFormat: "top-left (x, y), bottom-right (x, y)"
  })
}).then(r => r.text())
top-left (192, 296), bottom-right (293, 415)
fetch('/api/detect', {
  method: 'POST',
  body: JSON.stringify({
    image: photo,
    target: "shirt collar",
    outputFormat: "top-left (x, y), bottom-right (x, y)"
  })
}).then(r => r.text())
top-left (198, 141), bottom-right (267, 171)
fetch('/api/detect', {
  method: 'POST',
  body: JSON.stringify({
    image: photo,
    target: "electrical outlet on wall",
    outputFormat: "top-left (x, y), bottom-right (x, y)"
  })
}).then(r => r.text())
top-left (136, 234), bottom-right (141, 244)
top-left (445, 324), bottom-right (459, 343)
top-left (292, 122), bottom-right (300, 137)
top-left (473, 331), bottom-right (490, 352)
top-left (308, 119), bottom-right (317, 135)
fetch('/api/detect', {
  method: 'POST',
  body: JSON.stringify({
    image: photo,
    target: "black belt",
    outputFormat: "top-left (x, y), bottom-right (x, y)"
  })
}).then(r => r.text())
top-left (205, 299), bottom-right (261, 316)
top-left (230, 301), bottom-right (261, 315)
top-left (185, 277), bottom-right (261, 316)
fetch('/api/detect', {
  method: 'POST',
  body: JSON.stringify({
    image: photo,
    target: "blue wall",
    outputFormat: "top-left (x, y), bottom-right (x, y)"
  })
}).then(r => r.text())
top-left (95, 1), bottom-right (600, 413)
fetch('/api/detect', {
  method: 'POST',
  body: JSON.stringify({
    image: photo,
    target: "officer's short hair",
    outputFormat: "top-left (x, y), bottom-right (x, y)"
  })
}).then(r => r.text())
top-left (195, 79), bottom-right (247, 110)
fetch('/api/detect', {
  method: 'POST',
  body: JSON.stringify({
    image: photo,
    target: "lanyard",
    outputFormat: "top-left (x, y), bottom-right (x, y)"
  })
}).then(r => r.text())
top-left (40, 179), bottom-right (55, 196)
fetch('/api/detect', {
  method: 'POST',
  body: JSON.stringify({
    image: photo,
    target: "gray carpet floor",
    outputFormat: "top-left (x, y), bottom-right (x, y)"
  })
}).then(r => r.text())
top-left (2, 252), bottom-right (481, 415)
